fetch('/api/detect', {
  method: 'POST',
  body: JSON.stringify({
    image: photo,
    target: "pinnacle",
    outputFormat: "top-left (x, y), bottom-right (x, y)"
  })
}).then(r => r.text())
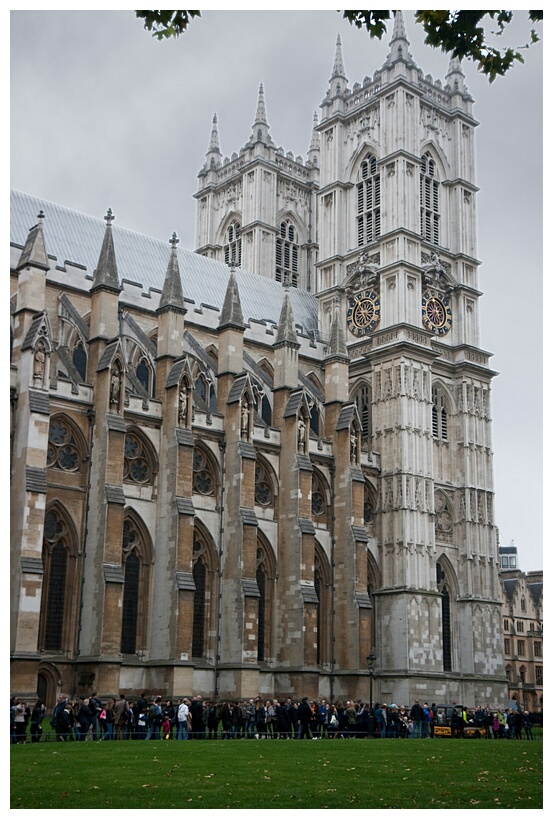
top-left (207, 112), bottom-right (222, 156)
top-left (92, 209), bottom-right (120, 291)
top-left (275, 289), bottom-right (299, 347)
top-left (331, 33), bottom-right (347, 80)
top-left (390, 10), bottom-right (409, 43)
top-left (159, 232), bottom-right (185, 311)
top-left (253, 82), bottom-right (268, 126)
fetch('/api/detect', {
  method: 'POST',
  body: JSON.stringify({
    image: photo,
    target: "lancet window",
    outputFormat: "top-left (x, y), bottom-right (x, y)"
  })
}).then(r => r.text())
top-left (357, 155), bottom-right (381, 246)
top-left (436, 561), bottom-right (452, 672)
top-left (432, 385), bottom-right (448, 440)
top-left (120, 515), bottom-right (152, 655)
top-left (40, 510), bottom-right (70, 652)
top-left (420, 152), bottom-right (440, 245)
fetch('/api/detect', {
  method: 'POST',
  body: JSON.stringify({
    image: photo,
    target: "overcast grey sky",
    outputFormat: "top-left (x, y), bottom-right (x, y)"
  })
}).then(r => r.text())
top-left (10, 9), bottom-right (542, 571)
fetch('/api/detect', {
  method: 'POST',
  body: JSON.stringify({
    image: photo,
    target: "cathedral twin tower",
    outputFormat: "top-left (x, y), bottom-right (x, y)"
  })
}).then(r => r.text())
top-left (10, 12), bottom-right (507, 707)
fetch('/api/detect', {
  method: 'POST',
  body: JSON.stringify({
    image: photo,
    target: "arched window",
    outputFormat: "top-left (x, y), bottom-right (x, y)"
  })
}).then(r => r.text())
top-left (420, 152), bottom-right (440, 245)
top-left (276, 220), bottom-right (299, 287)
top-left (120, 515), bottom-right (152, 655)
top-left (124, 432), bottom-right (154, 485)
top-left (41, 510), bottom-right (69, 652)
top-left (72, 342), bottom-right (87, 381)
top-left (256, 548), bottom-right (267, 662)
top-left (309, 402), bottom-right (320, 437)
top-left (194, 373), bottom-right (216, 414)
top-left (357, 155), bottom-right (381, 246)
top-left (224, 220), bottom-right (242, 267)
top-left (260, 394), bottom-right (272, 426)
top-left (47, 416), bottom-right (84, 473)
top-left (136, 357), bottom-right (151, 394)
top-left (191, 529), bottom-right (217, 660)
top-left (121, 543), bottom-right (140, 653)
top-left (193, 447), bottom-right (216, 496)
top-left (432, 385), bottom-right (448, 440)
top-left (255, 459), bottom-right (275, 508)
top-left (314, 544), bottom-right (331, 666)
top-left (192, 552), bottom-right (207, 658)
top-left (436, 561), bottom-right (452, 672)
top-left (352, 382), bottom-right (372, 443)
top-left (364, 483), bottom-right (376, 533)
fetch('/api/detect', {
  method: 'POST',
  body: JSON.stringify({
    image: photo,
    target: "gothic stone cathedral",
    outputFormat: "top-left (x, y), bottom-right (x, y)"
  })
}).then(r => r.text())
top-left (10, 14), bottom-right (507, 709)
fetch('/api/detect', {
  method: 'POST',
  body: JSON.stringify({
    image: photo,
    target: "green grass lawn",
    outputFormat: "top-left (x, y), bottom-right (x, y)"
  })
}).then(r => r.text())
top-left (11, 737), bottom-right (542, 810)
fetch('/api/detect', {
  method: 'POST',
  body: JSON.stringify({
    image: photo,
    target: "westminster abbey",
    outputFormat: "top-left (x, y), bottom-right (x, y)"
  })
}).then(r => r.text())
top-left (10, 12), bottom-right (507, 709)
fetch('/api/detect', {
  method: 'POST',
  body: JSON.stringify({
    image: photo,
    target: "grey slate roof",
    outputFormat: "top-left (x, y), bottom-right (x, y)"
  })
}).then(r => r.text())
top-left (502, 578), bottom-right (518, 600)
top-left (11, 190), bottom-right (318, 333)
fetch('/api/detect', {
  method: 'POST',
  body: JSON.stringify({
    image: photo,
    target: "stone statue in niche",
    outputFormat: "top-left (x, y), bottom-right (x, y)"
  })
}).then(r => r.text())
top-left (350, 429), bottom-right (357, 463)
top-left (33, 341), bottom-right (46, 383)
top-left (110, 368), bottom-right (121, 406)
top-left (241, 399), bottom-right (250, 439)
top-left (297, 416), bottom-right (306, 453)
top-left (179, 384), bottom-right (188, 426)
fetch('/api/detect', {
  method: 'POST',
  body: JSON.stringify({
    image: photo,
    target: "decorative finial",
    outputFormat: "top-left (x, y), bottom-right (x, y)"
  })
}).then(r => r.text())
top-left (37, 210), bottom-right (45, 222)
top-left (170, 231), bottom-right (179, 248)
top-left (104, 208), bottom-right (114, 225)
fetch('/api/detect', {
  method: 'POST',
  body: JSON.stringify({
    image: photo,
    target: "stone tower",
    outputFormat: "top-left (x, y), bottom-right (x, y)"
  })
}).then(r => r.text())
top-left (194, 85), bottom-right (320, 291)
top-left (315, 12), bottom-right (504, 705)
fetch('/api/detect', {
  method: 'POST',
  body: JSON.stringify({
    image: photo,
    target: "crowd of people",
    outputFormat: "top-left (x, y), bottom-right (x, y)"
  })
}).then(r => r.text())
top-left (11, 693), bottom-right (538, 744)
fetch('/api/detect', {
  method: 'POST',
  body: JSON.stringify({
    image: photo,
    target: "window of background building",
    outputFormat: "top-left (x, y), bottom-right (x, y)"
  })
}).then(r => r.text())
top-left (504, 638), bottom-right (510, 655)
top-left (517, 640), bottom-right (525, 656)
top-left (275, 220), bottom-right (298, 287)
top-left (535, 666), bottom-right (543, 686)
top-left (534, 641), bottom-right (542, 657)
top-left (516, 620), bottom-right (524, 632)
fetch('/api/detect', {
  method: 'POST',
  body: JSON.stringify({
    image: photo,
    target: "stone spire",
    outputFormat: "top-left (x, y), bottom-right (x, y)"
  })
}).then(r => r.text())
top-left (205, 112), bottom-right (222, 168)
top-left (328, 34), bottom-right (348, 97)
top-left (251, 83), bottom-right (272, 144)
top-left (275, 288), bottom-right (299, 348)
top-left (307, 111), bottom-right (320, 163)
top-left (16, 210), bottom-right (50, 272)
top-left (219, 265), bottom-right (245, 331)
top-left (158, 232), bottom-right (185, 312)
top-left (388, 9), bottom-right (410, 62)
top-left (91, 208), bottom-right (120, 292)
top-left (331, 34), bottom-right (347, 80)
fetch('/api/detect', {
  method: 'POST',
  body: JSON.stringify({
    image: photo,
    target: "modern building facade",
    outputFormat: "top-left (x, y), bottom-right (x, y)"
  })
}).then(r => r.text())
top-left (10, 12), bottom-right (508, 709)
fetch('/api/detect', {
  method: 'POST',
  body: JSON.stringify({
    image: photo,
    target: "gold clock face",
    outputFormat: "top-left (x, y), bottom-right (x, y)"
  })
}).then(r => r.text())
top-left (421, 289), bottom-right (452, 336)
top-left (346, 289), bottom-right (381, 337)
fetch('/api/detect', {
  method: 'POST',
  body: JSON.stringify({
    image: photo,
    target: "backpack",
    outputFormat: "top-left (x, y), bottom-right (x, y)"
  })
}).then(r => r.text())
top-left (148, 704), bottom-right (156, 724)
